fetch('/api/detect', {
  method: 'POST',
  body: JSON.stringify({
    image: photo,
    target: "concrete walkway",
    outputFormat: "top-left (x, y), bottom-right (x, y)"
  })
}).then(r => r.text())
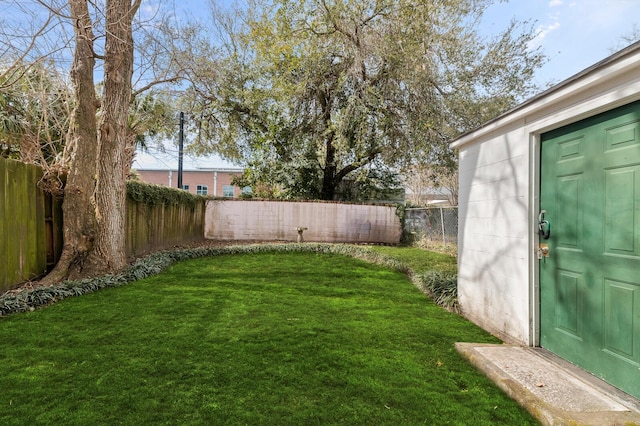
top-left (456, 343), bottom-right (640, 425)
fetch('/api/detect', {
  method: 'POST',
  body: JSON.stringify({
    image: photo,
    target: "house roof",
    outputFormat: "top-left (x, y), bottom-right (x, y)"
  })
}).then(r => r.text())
top-left (134, 167), bottom-right (243, 173)
top-left (450, 40), bottom-right (640, 149)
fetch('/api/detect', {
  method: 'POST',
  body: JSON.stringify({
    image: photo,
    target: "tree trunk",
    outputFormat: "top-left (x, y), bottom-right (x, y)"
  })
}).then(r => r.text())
top-left (42, 0), bottom-right (98, 284)
top-left (319, 91), bottom-right (337, 201)
top-left (43, 0), bottom-right (139, 283)
top-left (84, 0), bottom-right (137, 273)
top-left (321, 137), bottom-right (337, 200)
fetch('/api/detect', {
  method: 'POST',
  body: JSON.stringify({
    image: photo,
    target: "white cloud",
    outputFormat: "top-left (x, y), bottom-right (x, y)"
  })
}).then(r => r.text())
top-left (529, 21), bottom-right (561, 50)
top-left (479, 0), bottom-right (640, 84)
top-left (538, 21), bottom-right (561, 39)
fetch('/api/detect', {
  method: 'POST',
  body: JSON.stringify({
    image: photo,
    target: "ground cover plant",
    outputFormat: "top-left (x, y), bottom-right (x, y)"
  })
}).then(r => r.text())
top-left (369, 246), bottom-right (459, 311)
top-left (0, 250), bottom-right (537, 425)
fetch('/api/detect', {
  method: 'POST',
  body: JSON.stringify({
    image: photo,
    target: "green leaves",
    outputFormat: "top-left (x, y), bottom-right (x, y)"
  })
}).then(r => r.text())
top-left (0, 61), bottom-right (71, 166)
top-left (128, 91), bottom-right (176, 148)
top-left (126, 180), bottom-right (204, 208)
top-left (184, 0), bottom-right (545, 200)
top-left (415, 271), bottom-right (459, 313)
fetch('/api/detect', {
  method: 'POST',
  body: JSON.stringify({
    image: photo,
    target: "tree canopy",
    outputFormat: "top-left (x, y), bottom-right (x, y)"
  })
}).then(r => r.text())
top-left (0, 0), bottom-right (547, 282)
top-left (184, 0), bottom-right (546, 200)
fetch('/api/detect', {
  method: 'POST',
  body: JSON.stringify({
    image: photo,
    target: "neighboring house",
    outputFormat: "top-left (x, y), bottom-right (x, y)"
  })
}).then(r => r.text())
top-left (451, 41), bottom-right (640, 399)
top-left (135, 167), bottom-right (248, 198)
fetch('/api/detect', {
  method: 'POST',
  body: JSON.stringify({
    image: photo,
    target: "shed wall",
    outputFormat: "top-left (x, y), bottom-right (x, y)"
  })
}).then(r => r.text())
top-left (458, 121), bottom-right (532, 344)
top-left (456, 51), bottom-right (640, 346)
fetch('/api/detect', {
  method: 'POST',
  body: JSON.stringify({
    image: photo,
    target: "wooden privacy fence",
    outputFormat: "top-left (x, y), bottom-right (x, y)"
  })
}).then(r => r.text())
top-left (126, 197), bottom-right (205, 258)
top-left (1, 158), bottom-right (206, 292)
top-left (0, 157), bottom-right (63, 292)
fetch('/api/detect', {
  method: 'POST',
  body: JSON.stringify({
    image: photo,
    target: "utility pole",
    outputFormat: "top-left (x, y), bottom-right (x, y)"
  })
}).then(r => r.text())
top-left (178, 111), bottom-right (184, 190)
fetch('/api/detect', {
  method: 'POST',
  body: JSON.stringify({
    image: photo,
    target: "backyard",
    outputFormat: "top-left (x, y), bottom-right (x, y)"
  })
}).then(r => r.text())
top-left (0, 246), bottom-right (537, 425)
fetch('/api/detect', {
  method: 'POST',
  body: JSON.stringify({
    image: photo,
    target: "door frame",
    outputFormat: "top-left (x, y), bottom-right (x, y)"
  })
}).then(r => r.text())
top-left (530, 131), bottom-right (542, 348)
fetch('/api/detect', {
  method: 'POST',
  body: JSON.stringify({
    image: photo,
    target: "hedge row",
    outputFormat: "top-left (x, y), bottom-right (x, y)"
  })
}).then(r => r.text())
top-left (126, 180), bottom-right (204, 208)
top-left (0, 244), bottom-right (421, 317)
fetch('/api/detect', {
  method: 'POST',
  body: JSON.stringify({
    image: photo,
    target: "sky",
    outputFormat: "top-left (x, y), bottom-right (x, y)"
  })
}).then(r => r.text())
top-left (481, 0), bottom-right (640, 86)
top-left (134, 0), bottom-right (640, 171)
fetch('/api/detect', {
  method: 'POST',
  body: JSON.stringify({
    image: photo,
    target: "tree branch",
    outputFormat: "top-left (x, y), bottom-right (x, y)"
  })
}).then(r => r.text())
top-left (0, 7), bottom-right (57, 85)
top-left (131, 74), bottom-right (182, 98)
top-left (334, 150), bottom-right (381, 184)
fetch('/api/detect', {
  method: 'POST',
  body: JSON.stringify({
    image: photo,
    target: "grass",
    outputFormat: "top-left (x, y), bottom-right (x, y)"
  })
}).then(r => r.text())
top-left (0, 250), bottom-right (536, 425)
top-left (367, 246), bottom-right (459, 311)
top-left (366, 245), bottom-right (457, 274)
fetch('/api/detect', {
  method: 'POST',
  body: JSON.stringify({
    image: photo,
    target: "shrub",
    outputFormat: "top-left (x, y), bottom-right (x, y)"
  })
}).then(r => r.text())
top-left (126, 180), bottom-right (204, 208)
top-left (414, 271), bottom-right (459, 313)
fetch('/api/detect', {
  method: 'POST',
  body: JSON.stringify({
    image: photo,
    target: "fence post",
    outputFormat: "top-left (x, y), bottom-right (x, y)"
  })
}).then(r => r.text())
top-left (439, 207), bottom-right (446, 245)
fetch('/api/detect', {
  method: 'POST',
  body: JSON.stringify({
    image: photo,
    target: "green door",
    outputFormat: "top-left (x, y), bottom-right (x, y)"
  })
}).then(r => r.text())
top-left (540, 100), bottom-right (640, 398)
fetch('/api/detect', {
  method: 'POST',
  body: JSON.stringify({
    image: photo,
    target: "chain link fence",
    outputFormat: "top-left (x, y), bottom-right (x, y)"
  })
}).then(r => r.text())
top-left (404, 207), bottom-right (458, 256)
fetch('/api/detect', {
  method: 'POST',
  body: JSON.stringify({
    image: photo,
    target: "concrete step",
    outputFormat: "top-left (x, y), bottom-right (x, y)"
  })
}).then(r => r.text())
top-left (456, 343), bottom-right (640, 425)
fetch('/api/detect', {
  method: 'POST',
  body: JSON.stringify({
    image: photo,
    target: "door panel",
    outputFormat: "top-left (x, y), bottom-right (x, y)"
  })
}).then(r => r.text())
top-left (540, 100), bottom-right (640, 399)
top-left (554, 269), bottom-right (583, 339)
top-left (604, 166), bottom-right (639, 255)
top-left (556, 174), bottom-right (583, 249)
top-left (603, 278), bottom-right (638, 361)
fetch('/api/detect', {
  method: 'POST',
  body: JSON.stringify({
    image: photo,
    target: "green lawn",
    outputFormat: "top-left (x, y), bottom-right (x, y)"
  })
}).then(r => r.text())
top-left (366, 245), bottom-right (457, 274)
top-left (0, 250), bottom-right (536, 425)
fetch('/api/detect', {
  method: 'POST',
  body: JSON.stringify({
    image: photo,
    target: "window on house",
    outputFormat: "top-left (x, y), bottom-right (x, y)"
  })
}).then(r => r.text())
top-left (241, 186), bottom-right (252, 195)
top-left (182, 184), bottom-right (190, 192)
top-left (222, 185), bottom-right (234, 197)
top-left (196, 185), bottom-right (208, 195)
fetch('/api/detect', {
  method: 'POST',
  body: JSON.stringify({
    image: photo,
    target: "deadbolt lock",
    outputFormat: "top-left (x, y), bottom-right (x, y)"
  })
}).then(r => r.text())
top-left (538, 243), bottom-right (550, 259)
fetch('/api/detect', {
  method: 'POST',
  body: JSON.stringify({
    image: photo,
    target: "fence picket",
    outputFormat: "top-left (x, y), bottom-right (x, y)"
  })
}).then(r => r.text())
top-left (1, 158), bottom-right (206, 291)
top-left (0, 158), bottom-right (47, 290)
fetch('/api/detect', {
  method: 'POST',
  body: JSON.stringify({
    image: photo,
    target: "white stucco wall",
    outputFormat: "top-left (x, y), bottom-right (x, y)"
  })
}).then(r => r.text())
top-left (453, 44), bottom-right (640, 346)
top-left (204, 200), bottom-right (401, 244)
